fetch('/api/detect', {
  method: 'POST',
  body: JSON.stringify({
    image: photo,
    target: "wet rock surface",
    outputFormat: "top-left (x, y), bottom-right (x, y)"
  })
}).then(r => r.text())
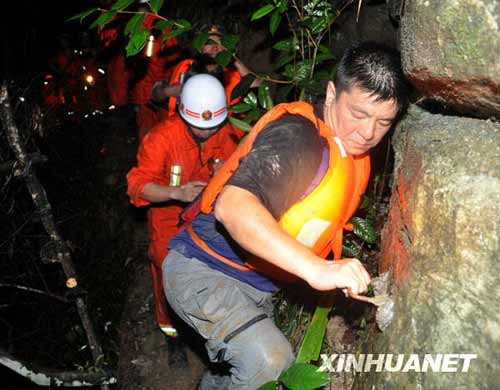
top-left (354, 106), bottom-right (500, 388)
top-left (400, 0), bottom-right (500, 119)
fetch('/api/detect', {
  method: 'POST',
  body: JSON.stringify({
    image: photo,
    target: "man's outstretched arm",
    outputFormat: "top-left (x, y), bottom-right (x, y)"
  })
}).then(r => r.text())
top-left (214, 185), bottom-right (370, 293)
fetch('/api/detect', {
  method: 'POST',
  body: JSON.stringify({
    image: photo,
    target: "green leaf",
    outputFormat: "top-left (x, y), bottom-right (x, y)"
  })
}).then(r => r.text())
top-left (243, 91), bottom-right (258, 107)
top-left (221, 34), bottom-right (240, 51)
top-left (275, 54), bottom-right (294, 70)
top-left (126, 28), bottom-right (150, 57)
top-left (350, 217), bottom-right (377, 244)
top-left (258, 381), bottom-right (278, 390)
top-left (315, 52), bottom-right (335, 64)
top-left (111, 0), bottom-right (135, 11)
top-left (296, 306), bottom-right (330, 364)
top-left (173, 19), bottom-right (192, 30)
top-left (243, 107), bottom-right (265, 124)
top-left (273, 38), bottom-right (296, 52)
top-left (309, 15), bottom-right (333, 35)
top-left (258, 83), bottom-right (274, 110)
top-left (269, 11), bottom-right (281, 36)
top-left (154, 19), bottom-right (171, 32)
top-left (124, 13), bottom-right (146, 36)
top-left (215, 50), bottom-right (233, 68)
top-left (277, 0), bottom-right (289, 13)
top-left (298, 81), bottom-right (323, 100)
top-left (231, 74), bottom-right (255, 101)
top-left (230, 102), bottom-right (253, 114)
top-left (279, 363), bottom-right (330, 390)
top-left (358, 195), bottom-right (371, 210)
top-left (90, 11), bottom-right (117, 29)
top-left (342, 239), bottom-right (361, 258)
top-left (163, 26), bottom-right (191, 41)
top-left (67, 8), bottom-right (98, 23)
top-left (284, 61), bottom-right (312, 82)
top-left (192, 32), bottom-right (208, 52)
top-left (318, 44), bottom-right (333, 55)
top-left (251, 4), bottom-right (276, 21)
top-left (149, 0), bottom-right (165, 13)
top-left (229, 116), bottom-right (253, 132)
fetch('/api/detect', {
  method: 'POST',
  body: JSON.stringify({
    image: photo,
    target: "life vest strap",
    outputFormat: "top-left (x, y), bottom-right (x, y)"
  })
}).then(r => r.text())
top-left (187, 225), bottom-right (251, 272)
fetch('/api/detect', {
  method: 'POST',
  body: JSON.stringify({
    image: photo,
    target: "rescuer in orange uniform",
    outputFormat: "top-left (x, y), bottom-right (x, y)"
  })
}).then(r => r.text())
top-left (130, 9), bottom-right (181, 135)
top-left (98, 14), bottom-right (131, 107)
top-left (127, 74), bottom-right (242, 337)
top-left (136, 25), bottom-right (259, 141)
top-left (162, 42), bottom-right (410, 389)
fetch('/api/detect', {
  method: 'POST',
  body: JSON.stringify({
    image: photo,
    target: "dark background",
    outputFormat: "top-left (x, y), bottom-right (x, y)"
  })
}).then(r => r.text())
top-left (1, 0), bottom-right (94, 78)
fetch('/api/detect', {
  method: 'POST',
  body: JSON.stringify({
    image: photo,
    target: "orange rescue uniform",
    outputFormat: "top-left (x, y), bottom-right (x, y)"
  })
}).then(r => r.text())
top-left (127, 115), bottom-right (242, 332)
top-left (130, 15), bottom-right (180, 106)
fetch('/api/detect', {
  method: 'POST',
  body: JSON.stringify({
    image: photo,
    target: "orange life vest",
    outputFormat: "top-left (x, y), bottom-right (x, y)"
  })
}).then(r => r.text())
top-left (167, 59), bottom-right (194, 116)
top-left (193, 102), bottom-right (371, 281)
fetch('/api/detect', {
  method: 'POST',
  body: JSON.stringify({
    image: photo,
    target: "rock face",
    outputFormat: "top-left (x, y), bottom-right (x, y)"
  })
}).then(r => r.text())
top-left (354, 106), bottom-right (500, 388)
top-left (330, 2), bottom-right (398, 58)
top-left (400, 0), bottom-right (500, 119)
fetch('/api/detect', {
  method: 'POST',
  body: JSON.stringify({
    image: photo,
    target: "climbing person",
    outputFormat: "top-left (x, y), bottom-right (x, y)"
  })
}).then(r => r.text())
top-left (127, 74), bottom-right (243, 340)
top-left (98, 13), bottom-right (131, 108)
top-left (162, 42), bottom-right (410, 389)
top-left (136, 25), bottom-right (259, 140)
top-left (130, 1), bottom-right (181, 138)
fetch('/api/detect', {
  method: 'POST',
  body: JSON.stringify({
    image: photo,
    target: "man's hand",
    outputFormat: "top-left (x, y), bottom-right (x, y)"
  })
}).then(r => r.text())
top-left (304, 258), bottom-right (371, 294)
top-left (172, 181), bottom-right (207, 202)
top-left (165, 83), bottom-right (182, 97)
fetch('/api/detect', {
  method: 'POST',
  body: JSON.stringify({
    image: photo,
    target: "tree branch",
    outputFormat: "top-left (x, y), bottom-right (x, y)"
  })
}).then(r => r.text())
top-left (0, 349), bottom-right (116, 387)
top-left (0, 84), bottom-right (109, 390)
top-left (0, 283), bottom-right (68, 303)
top-left (0, 152), bottom-right (47, 174)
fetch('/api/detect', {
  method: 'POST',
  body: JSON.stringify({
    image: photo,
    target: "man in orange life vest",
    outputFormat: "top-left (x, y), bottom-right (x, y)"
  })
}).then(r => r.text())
top-left (162, 42), bottom-right (410, 389)
top-left (127, 74), bottom-right (242, 338)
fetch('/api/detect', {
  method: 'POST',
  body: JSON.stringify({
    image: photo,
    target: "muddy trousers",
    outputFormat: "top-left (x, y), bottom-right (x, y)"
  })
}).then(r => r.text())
top-left (163, 250), bottom-right (295, 390)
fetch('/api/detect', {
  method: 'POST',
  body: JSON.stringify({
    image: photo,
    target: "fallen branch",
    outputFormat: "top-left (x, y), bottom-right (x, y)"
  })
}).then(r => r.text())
top-left (0, 283), bottom-right (68, 303)
top-left (0, 152), bottom-right (47, 174)
top-left (0, 349), bottom-right (116, 387)
top-left (0, 83), bottom-right (109, 390)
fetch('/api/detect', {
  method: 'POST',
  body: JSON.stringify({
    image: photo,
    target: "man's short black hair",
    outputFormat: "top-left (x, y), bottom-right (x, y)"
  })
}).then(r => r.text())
top-left (335, 42), bottom-right (410, 117)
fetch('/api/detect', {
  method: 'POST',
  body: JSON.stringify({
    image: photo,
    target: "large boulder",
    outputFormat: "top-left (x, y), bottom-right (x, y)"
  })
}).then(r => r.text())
top-left (330, 2), bottom-right (398, 58)
top-left (354, 106), bottom-right (500, 388)
top-left (400, 0), bottom-right (500, 119)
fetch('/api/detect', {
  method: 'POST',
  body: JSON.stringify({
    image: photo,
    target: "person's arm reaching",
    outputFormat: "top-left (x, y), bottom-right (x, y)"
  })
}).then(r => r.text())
top-left (140, 181), bottom-right (206, 203)
top-left (214, 184), bottom-right (371, 293)
top-left (151, 80), bottom-right (182, 105)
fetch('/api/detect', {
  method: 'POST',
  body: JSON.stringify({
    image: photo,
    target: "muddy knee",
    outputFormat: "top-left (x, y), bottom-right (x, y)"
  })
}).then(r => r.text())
top-left (225, 318), bottom-right (294, 387)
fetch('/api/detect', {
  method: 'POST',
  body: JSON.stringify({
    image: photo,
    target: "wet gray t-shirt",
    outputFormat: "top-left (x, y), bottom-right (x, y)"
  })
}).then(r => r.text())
top-left (227, 114), bottom-right (324, 219)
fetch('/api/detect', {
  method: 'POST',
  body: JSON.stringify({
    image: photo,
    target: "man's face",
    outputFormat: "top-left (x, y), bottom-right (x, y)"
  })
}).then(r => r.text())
top-left (190, 124), bottom-right (220, 141)
top-left (324, 81), bottom-right (399, 155)
top-left (202, 34), bottom-right (224, 58)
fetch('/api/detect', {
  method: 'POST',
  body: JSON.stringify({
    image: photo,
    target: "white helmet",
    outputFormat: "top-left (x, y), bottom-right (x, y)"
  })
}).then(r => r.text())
top-left (179, 74), bottom-right (228, 128)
